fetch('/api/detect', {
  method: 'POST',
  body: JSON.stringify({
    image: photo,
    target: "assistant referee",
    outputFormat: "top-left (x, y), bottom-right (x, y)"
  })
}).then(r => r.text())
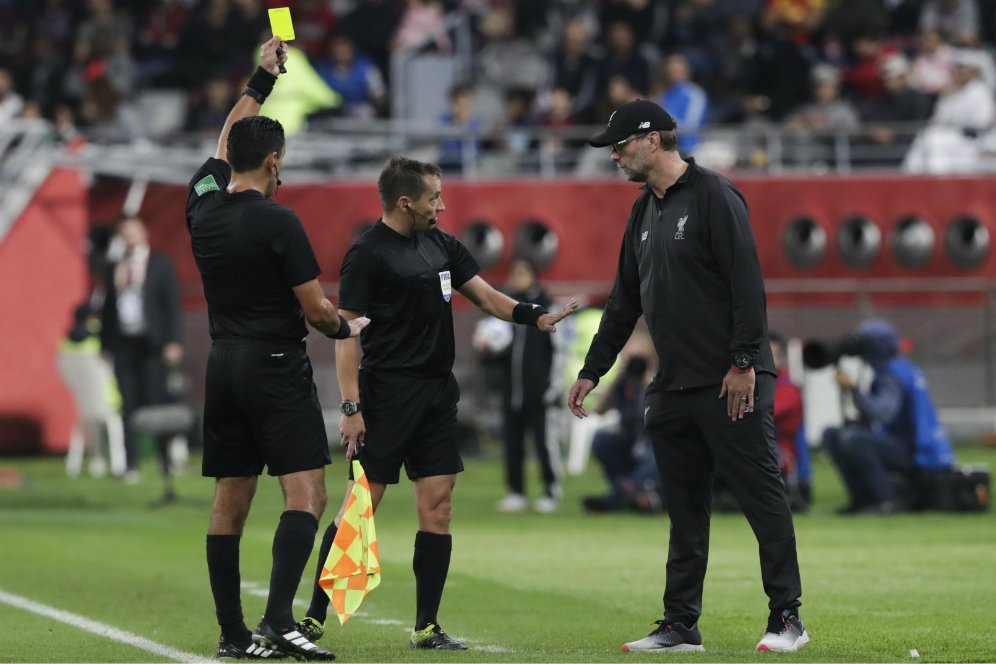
top-left (187, 37), bottom-right (367, 661)
top-left (292, 156), bottom-right (577, 650)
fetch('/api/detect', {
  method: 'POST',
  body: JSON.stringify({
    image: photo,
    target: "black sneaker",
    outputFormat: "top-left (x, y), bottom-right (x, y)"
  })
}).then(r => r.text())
top-left (252, 619), bottom-right (336, 661)
top-left (216, 636), bottom-right (286, 659)
top-left (294, 617), bottom-right (324, 643)
top-left (621, 620), bottom-right (705, 653)
top-left (409, 623), bottom-right (468, 650)
top-left (756, 610), bottom-right (810, 652)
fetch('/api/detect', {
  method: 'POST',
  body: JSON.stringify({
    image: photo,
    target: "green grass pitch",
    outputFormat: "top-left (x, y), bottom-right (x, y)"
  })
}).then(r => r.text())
top-left (1, 443), bottom-right (994, 662)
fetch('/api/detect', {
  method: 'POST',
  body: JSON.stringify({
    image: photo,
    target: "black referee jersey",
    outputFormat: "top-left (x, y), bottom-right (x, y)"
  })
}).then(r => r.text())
top-left (338, 220), bottom-right (480, 377)
top-left (185, 158), bottom-right (321, 341)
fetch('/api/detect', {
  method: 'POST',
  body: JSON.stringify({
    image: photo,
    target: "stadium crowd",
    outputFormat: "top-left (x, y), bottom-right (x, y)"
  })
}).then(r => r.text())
top-left (3, 0), bottom-right (996, 170)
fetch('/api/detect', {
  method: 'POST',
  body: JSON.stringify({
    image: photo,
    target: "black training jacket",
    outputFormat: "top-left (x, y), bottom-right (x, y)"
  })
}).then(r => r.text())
top-left (578, 159), bottom-right (774, 392)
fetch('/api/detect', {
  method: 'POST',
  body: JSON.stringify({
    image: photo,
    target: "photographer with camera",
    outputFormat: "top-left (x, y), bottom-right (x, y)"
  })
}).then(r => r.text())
top-left (808, 319), bottom-right (955, 515)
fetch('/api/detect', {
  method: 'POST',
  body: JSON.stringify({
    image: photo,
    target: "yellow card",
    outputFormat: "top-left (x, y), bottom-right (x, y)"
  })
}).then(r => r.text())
top-left (268, 7), bottom-right (295, 41)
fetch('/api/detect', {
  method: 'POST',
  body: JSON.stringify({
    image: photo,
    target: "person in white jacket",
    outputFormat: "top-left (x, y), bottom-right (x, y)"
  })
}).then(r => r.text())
top-left (904, 49), bottom-right (996, 173)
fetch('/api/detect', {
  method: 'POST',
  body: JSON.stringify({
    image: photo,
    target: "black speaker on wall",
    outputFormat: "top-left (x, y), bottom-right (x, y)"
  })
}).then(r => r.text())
top-left (837, 215), bottom-right (881, 268)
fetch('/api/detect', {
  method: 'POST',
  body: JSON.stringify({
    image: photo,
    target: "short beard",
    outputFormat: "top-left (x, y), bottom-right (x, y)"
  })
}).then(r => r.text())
top-left (627, 168), bottom-right (648, 183)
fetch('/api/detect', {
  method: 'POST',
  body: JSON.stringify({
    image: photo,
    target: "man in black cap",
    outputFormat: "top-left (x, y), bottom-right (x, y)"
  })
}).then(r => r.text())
top-left (567, 99), bottom-right (809, 654)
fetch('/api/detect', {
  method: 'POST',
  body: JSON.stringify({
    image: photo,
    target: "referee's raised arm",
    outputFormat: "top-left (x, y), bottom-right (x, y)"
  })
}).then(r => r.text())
top-left (214, 36), bottom-right (286, 164)
top-left (189, 37), bottom-right (370, 662)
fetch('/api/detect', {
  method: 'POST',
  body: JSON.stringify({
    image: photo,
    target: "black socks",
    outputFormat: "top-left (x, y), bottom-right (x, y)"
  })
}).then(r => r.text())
top-left (206, 534), bottom-right (251, 645)
top-left (413, 530), bottom-right (452, 630)
top-left (263, 510), bottom-right (319, 630)
top-left (305, 521), bottom-right (339, 623)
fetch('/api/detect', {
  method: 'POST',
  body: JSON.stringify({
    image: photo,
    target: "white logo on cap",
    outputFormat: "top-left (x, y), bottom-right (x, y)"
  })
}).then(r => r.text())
top-left (638, 121), bottom-right (651, 129)
top-left (608, 111), bottom-right (617, 127)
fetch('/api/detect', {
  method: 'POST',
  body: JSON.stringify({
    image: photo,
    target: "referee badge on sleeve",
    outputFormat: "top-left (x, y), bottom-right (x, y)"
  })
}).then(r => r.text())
top-left (194, 174), bottom-right (220, 196)
top-left (439, 270), bottom-right (452, 302)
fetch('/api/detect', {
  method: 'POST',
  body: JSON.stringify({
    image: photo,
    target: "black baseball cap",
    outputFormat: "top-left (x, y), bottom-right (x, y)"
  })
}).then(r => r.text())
top-left (588, 99), bottom-right (677, 147)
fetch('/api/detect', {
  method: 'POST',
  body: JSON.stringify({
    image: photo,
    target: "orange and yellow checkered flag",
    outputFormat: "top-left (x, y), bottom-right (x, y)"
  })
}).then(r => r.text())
top-left (318, 460), bottom-right (381, 624)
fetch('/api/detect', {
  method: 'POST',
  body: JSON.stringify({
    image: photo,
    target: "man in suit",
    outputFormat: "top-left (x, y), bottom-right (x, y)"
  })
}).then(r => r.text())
top-left (101, 215), bottom-right (183, 484)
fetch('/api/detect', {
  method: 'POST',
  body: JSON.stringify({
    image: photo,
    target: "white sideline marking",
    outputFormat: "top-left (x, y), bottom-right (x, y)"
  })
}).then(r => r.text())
top-left (0, 588), bottom-right (208, 662)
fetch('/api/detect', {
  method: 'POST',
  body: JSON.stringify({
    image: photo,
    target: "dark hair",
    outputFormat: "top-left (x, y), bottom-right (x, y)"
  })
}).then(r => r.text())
top-left (656, 129), bottom-right (678, 152)
top-left (449, 83), bottom-right (472, 101)
top-left (227, 116), bottom-right (285, 173)
top-left (624, 355), bottom-right (649, 378)
top-left (377, 156), bottom-right (442, 210)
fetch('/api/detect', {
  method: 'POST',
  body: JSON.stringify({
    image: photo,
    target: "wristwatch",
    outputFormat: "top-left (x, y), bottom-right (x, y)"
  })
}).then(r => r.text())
top-left (731, 352), bottom-right (753, 372)
top-left (340, 400), bottom-right (361, 416)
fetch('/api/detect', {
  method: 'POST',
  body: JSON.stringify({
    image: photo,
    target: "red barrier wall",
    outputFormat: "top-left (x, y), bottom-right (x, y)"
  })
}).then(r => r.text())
top-left (0, 169), bottom-right (88, 453)
top-left (4, 171), bottom-right (992, 453)
top-left (740, 174), bottom-right (996, 278)
top-left (137, 178), bottom-right (640, 305)
top-left (132, 174), bottom-right (996, 307)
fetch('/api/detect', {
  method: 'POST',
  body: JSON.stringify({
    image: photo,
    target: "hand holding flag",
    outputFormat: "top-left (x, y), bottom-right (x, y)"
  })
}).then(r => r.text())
top-left (318, 460), bottom-right (381, 624)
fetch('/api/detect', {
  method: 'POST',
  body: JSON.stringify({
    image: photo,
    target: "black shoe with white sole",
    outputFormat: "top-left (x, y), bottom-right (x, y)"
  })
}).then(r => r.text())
top-left (756, 610), bottom-right (810, 652)
top-left (252, 620), bottom-right (335, 661)
top-left (216, 636), bottom-right (286, 659)
top-left (621, 620), bottom-right (705, 653)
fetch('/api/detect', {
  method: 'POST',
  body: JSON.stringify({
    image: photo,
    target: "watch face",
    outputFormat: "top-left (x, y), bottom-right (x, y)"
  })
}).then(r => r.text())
top-left (733, 353), bottom-right (752, 369)
top-left (340, 401), bottom-right (357, 415)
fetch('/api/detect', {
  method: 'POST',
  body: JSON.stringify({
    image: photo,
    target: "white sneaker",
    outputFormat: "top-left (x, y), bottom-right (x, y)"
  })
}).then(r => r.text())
top-left (533, 496), bottom-right (558, 513)
top-left (88, 457), bottom-right (107, 478)
top-left (622, 620), bottom-right (705, 653)
top-left (756, 611), bottom-right (810, 652)
top-left (496, 493), bottom-right (528, 513)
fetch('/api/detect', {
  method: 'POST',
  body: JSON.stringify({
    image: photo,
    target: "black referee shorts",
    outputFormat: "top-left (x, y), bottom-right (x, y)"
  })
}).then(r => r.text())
top-left (202, 339), bottom-right (331, 478)
top-left (354, 369), bottom-right (463, 484)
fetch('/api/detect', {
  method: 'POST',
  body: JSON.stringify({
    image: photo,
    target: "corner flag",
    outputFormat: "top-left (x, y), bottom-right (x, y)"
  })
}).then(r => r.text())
top-left (318, 460), bottom-right (381, 624)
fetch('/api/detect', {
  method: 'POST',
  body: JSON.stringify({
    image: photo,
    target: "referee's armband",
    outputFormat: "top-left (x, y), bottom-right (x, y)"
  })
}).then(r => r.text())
top-left (512, 302), bottom-right (548, 327)
top-left (327, 314), bottom-right (353, 340)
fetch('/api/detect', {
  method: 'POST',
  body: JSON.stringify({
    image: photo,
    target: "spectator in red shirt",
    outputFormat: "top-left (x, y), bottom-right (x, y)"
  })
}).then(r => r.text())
top-left (771, 334), bottom-right (803, 479)
top-left (842, 32), bottom-right (897, 101)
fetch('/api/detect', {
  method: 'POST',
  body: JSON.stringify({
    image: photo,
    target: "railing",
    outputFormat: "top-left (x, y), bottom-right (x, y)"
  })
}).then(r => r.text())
top-left (53, 118), bottom-right (996, 185)
top-left (0, 119), bottom-right (59, 243)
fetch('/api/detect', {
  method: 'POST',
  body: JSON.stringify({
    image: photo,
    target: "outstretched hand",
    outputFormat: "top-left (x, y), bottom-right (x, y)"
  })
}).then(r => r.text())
top-left (347, 316), bottom-right (371, 338)
top-left (260, 37), bottom-right (287, 76)
top-left (537, 298), bottom-right (580, 333)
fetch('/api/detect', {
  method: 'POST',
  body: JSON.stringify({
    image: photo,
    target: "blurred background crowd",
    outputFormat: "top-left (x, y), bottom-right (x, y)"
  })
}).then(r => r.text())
top-left (4, 0), bottom-right (996, 173)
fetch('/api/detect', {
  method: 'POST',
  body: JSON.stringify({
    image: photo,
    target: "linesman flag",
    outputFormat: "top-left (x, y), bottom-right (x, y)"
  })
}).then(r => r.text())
top-left (319, 460), bottom-right (381, 624)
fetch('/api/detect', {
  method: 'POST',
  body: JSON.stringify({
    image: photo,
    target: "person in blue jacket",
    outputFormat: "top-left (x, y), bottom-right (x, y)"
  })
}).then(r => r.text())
top-left (823, 319), bottom-right (955, 514)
